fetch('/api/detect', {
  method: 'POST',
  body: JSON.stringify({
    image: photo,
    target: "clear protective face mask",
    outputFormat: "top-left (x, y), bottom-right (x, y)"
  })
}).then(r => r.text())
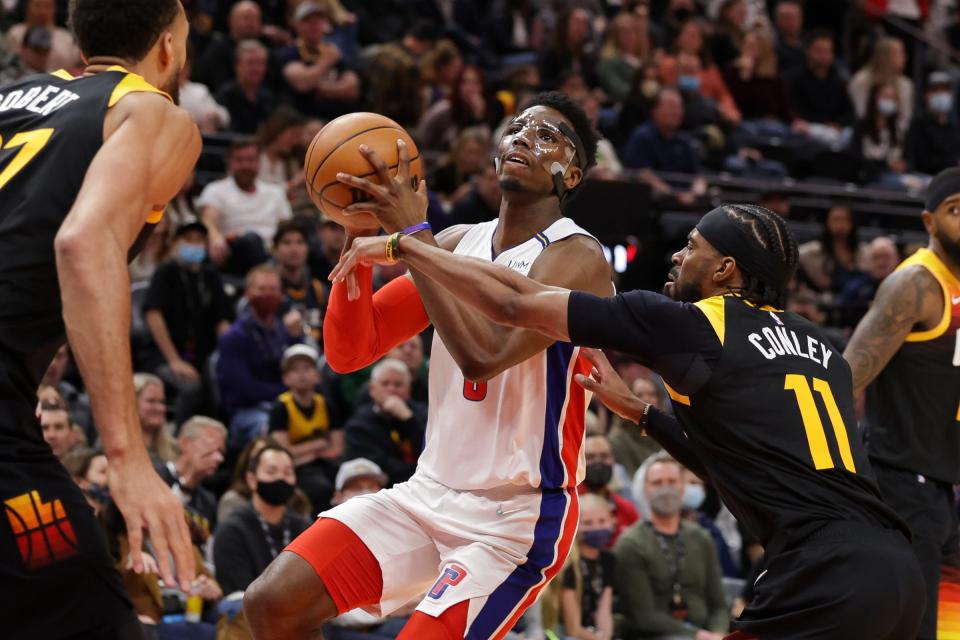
top-left (496, 115), bottom-right (579, 192)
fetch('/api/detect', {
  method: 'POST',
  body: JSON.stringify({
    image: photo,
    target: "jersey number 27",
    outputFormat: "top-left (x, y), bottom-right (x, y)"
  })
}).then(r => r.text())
top-left (784, 374), bottom-right (857, 473)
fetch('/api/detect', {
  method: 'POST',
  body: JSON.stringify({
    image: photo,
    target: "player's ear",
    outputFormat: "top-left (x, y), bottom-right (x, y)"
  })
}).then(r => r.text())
top-left (158, 31), bottom-right (175, 68)
top-left (920, 210), bottom-right (936, 236)
top-left (563, 165), bottom-right (583, 190)
top-left (714, 256), bottom-right (737, 283)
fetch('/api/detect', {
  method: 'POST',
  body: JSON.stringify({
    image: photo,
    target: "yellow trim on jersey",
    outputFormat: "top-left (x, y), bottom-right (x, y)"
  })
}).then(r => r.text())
top-left (663, 382), bottom-right (691, 406)
top-left (739, 297), bottom-right (782, 312)
top-left (107, 67), bottom-right (172, 107)
top-left (146, 207), bottom-right (165, 224)
top-left (897, 248), bottom-right (959, 342)
top-left (49, 69), bottom-right (74, 81)
top-left (693, 296), bottom-right (726, 345)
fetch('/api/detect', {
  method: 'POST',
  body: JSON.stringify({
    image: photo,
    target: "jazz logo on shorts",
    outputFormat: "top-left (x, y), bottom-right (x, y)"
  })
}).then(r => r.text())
top-left (428, 563), bottom-right (467, 600)
top-left (4, 490), bottom-right (78, 570)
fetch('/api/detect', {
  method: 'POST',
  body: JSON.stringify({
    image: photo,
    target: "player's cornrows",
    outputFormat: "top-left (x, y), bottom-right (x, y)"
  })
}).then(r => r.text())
top-left (723, 204), bottom-right (799, 309)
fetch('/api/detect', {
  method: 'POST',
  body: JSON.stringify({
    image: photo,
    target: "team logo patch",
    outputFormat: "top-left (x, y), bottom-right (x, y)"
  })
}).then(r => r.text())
top-left (4, 490), bottom-right (79, 570)
top-left (428, 563), bottom-right (467, 599)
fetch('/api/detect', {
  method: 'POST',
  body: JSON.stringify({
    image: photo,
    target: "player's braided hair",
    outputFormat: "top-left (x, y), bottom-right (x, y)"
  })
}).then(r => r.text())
top-left (722, 204), bottom-right (799, 309)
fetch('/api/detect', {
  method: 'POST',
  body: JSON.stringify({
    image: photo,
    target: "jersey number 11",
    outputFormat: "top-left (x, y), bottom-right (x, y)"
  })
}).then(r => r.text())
top-left (784, 374), bottom-right (857, 473)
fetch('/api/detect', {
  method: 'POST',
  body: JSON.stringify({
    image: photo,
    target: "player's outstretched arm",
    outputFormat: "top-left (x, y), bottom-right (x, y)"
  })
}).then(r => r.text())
top-left (332, 232), bottom-right (576, 342)
top-left (335, 140), bottom-right (612, 380)
top-left (574, 349), bottom-right (708, 479)
top-left (844, 265), bottom-right (942, 397)
top-left (55, 92), bottom-right (200, 591)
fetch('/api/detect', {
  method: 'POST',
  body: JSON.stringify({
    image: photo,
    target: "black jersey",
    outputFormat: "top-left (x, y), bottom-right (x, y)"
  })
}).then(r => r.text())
top-left (568, 291), bottom-right (907, 548)
top-left (866, 248), bottom-right (960, 484)
top-left (0, 67), bottom-right (169, 441)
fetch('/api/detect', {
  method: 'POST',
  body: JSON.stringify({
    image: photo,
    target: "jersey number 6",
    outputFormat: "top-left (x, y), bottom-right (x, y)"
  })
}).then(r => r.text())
top-left (463, 380), bottom-right (487, 402)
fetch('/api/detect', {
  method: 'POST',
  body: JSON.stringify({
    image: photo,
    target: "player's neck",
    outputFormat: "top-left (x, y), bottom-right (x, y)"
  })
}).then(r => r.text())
top-left (493, 197), bottom-right (562, 255)
top-left (253, 495), bottom-right (285, 525)
top-left (930, 239), bottom-right (960, 279)
top-left (84, 56), bottom-right (139, 77)
top-left (650, 512), bottom-right (681, 535)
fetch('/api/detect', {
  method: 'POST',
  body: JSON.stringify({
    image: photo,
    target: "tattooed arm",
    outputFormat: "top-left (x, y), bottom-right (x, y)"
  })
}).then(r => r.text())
top-left (844, 265), bottom-right (943, 397)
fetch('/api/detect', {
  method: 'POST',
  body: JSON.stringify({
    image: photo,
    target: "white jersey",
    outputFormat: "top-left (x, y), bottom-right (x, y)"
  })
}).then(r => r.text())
top-left (417, 218), bottom-right (599, 491)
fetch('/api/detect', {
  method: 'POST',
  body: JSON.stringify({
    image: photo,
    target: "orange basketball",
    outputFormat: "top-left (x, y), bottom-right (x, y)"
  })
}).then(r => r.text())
top-left (304, 112), bottom-right (422, 230)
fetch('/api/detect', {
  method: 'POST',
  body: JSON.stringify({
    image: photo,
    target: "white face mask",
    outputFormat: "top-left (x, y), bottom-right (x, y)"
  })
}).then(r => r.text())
top-left (877, 98), bottom-right (898, 116)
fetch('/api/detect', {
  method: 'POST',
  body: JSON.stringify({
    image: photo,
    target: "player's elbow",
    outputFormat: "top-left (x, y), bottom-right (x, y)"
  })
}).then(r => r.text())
top-left (54, 227), bottom-right (87, 267)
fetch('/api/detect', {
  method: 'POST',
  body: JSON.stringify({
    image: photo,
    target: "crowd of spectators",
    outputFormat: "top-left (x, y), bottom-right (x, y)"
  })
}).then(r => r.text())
top-left (4, 0), bottom-right (960, 637)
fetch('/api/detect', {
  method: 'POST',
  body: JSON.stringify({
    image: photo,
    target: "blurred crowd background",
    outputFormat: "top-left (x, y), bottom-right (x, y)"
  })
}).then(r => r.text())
top-left (3, 0), bottom-right (958, 638)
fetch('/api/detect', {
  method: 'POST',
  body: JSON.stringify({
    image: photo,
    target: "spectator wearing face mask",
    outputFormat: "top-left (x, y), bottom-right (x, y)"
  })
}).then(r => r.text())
top-left (851, 81), bottom-right (916, 190)
top-left (906, 71), bottom-right (960, 176)
top-left (680, 470), bottom-right (740, 579)
top-left (559, 493), bottom-right (617, 640)
top-left (218, 265), bottom-right (305, 450)
top-left (144, 221), bottom-right (232, 427)
top-left (579, 433), bottom-right (639, 548)
top-left (213, 445), bottom-right (310, 595)
top-left (619, 454), bottom-right (729, 640)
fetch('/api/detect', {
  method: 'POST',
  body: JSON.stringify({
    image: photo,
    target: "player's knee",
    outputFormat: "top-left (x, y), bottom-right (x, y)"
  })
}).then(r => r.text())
top-left (244, 554), bottom-right (338, 637)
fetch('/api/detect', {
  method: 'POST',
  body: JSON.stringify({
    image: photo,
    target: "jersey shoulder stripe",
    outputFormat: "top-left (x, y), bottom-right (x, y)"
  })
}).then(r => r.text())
top-left (897, 248), bottom-right (958, 342)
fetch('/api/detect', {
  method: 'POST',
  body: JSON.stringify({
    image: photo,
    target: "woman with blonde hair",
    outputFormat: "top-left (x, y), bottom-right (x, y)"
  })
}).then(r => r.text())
top-left (848, 36), bottom-right (914, 128)
top-left (723, 28), bottom-right (793, 128)
top-left (596, 11), bottom-right (650, 103)
top-left (133, 373), bottom-right (178, 465)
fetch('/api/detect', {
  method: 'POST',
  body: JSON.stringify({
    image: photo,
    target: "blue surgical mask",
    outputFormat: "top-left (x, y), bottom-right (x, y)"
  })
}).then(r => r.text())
top-left (678, 74), bottom-right (701, 92)
top-left (682, 483), bottom-right (705, 510)
top-left (930, 92), bottom-right (953, 114)
top-left (178, 244), bottom-right (207, 265)
top-left (581, 527), bottom-right (612, 549)
top-left (877, 98), bottom-right (897, 116)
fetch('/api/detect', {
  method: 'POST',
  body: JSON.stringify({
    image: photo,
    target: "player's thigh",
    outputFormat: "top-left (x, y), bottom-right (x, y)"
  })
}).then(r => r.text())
top-left (742, 531), bottom-right (923, 639)
top-left (0, 447), bottom-right (136, 638)
top-left (290, 488), bottom-right (442, 615)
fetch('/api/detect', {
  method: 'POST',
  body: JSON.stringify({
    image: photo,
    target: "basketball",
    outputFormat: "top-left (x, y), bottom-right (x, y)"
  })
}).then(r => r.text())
top-left (304, 112), bottom-right (422, 230)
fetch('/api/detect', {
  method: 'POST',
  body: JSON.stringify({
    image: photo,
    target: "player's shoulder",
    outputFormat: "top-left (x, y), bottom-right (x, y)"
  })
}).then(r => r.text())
top-left (434, 223), bottom-right (474, 250)
top-left (106, 90), bottom-right (198, 144)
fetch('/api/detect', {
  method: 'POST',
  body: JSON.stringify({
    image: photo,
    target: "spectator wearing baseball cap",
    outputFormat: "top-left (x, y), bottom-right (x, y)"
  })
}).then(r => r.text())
top-left (143, 220), bottom-right (233, 427)
top-left (268, 344), bottom-right (342, 511)
top-left (275, 2), bottom-right (361, 120)
top-left (906, 71), bottom-right (960, 176)
top-left (19, 25), bottom-right (51, 74)
top-left (332, 457), bottom-right (388, 505)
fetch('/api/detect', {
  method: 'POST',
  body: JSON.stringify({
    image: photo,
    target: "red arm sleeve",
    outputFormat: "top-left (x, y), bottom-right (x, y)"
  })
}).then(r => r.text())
top-left (323, 266), bottom-right (430, 373)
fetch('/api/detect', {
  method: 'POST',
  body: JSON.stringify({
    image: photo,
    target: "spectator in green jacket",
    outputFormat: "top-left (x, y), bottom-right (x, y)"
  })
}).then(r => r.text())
top-left (614, 453), bottom-right (729, 639)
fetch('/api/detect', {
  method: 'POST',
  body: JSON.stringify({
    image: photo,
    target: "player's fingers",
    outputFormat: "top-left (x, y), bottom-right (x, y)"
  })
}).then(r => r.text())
top-left (342, 202), bottom-right (381, 215)
top-left (126, 516), bottom-right (144, 574)
top-left (574, 373), bottom-right (599, 392)
top-left (347, 271), bottom-right (360, 301)
top-left (169, 508), bottom-right (195, 592)
top-left (336, 172), bottom-right (384, 199)
top-left (145, 511), bottom-right (175, 588)
top-left (582, 347), bottom-right (614, 374)
top-left (358, 145), bottom-right (392, 188)
top-left (397, 139), bottom-right (410, 184)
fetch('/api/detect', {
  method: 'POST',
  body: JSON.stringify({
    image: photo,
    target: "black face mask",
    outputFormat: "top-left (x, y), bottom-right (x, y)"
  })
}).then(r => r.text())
top-left (256, 479), bottom-right (295, 506)
top-left (672, 7), bottom-right (693, 22)
top-left (584, 462), bottom-right (613, 489)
